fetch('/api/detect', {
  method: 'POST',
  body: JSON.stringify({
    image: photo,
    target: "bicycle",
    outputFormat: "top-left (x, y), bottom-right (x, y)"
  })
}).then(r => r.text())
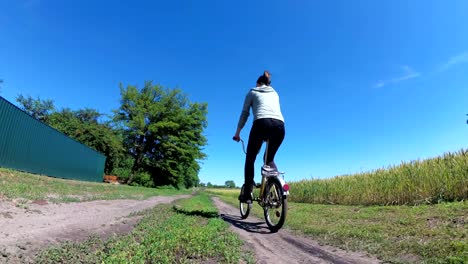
top-left (235, 138), bottom-right (289, 233)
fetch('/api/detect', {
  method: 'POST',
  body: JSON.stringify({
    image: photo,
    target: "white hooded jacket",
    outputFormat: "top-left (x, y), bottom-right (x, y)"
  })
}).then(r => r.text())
top-left (237, 85), bottom-right (284, 130)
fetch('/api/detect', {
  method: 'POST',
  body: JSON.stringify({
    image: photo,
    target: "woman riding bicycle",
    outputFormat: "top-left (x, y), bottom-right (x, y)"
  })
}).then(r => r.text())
top-left (233, 71), bottom-right (285, 203)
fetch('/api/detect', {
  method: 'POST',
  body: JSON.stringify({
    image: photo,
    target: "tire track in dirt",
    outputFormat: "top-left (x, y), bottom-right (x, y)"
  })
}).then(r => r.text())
top-left (0, 195), bottom-right (190, 263)
top-left (212, 197), bottom-right (381, 264)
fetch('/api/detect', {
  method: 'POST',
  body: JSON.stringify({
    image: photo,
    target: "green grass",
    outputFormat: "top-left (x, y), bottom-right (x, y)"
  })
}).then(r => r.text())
top-left (173, 191), bottom-right (219, 218)
top-left (209, 189), bottom-right (468, 264)
top-left (0, 167), bottom-right (190, 203)
top-left (289, 149), bottom-right (468, 206)
top-left (35, 193), bottom-right (254, 264)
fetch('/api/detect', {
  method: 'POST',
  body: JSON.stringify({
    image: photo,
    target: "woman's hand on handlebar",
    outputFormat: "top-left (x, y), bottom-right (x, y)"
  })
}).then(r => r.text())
top-left (233, 128), bottom-right (241, 142)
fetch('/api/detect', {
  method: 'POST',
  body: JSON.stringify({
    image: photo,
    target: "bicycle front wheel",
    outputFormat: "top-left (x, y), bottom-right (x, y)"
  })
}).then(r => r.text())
top-left (263, 177), bottom-right (287, 232)
top-left (239, 184), bottom-right (252, 219)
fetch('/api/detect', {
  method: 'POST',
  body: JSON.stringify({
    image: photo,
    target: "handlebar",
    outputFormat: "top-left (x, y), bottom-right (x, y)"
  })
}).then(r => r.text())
top-left (233, 137), bottom-right (247, 154)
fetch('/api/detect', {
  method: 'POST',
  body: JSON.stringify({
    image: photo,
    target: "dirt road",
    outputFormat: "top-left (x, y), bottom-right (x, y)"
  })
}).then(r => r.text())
top-left (0, 195), bottom-right (381, 264)
top-left (212, 197), bottom-right (381, 264)
top-left (0, 195), bottom-right (190, 263)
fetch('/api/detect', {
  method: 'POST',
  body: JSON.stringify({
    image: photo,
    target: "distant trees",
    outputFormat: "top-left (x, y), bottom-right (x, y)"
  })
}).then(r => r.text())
top-left (15, 81), bottom-right (208, 189)
top-left (200, 181), bottom-right (237, 189)
top-left (225, 180), bottom-right (236, 188)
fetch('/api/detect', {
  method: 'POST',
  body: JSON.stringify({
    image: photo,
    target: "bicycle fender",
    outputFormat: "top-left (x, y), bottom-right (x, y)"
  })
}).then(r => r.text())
top-left (272, 176), bottom-right (289, 196)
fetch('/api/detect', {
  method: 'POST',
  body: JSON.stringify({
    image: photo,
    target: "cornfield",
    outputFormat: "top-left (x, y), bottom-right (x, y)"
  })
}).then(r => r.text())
top-left (289, 149), bottom-right (468, 205)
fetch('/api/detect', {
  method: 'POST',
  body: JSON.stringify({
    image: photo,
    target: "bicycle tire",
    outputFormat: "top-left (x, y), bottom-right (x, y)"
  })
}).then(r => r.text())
top-left (263, 177), bottom-right (287, 232)
top-left (239, 184), bottom-right (252, 219)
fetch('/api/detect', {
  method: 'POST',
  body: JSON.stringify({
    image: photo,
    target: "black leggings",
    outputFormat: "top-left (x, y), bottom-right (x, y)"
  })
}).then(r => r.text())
top-left (244, 118), bottom-right (285, 187)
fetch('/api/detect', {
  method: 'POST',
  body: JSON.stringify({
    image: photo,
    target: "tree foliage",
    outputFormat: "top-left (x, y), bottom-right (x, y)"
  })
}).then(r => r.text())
top-left (16, 94), bottom-right (55, 123)
top-left (114, 81), bottom-right (207, 188)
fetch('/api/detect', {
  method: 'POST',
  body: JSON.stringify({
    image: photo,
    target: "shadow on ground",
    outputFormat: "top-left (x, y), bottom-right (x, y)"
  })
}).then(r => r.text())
top-left (172, 206), bottom-right (219, 218)
top-left (220, 213), bottom-right (274, 234)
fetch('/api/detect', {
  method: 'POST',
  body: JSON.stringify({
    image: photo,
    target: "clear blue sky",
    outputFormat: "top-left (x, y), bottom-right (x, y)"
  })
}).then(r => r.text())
top-left (1, 0), bottom-right (468, 186)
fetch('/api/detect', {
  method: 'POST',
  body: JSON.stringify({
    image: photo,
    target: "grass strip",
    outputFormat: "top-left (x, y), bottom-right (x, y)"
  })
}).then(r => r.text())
top-left (209, 189), bottom-right (468, 264)
top-left (36, 193), bottom-right (253, 264)
top-left (0, 167), bottom-right (190, 202)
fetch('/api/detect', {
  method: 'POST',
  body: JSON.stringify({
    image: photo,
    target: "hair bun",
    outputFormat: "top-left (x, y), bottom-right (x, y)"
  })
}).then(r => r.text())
top-left (256, 70), bottom-right (272, 85)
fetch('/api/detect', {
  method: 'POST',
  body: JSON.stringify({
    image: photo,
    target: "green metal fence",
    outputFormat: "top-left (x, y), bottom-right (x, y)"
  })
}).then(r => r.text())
top-left (0, 96), bottom-right (105, 182)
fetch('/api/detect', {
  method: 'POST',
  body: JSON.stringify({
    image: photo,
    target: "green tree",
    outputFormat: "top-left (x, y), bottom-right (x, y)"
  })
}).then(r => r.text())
top-left (207, 182), bottom-right (213, 188)
top-left (16, 94), bottom-right (55, 122)
top-left (225, 180), bottom-right (236, 188)
top-left (114, 81), bottom-right (207, 188)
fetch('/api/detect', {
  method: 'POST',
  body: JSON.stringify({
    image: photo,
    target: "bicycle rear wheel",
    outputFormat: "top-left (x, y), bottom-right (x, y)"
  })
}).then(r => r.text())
top-left (263, 177), bottom-right (287, 232)
top-left (239, 184), bottom-right (252, 219)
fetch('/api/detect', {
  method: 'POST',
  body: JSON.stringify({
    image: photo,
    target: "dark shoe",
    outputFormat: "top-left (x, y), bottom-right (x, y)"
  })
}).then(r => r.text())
top-left (239, 183), bottom-right (255, 204)
top-left (240, 193), bottom-right (252, 204)
top-left (239, 186), bottom-right (252, 203)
